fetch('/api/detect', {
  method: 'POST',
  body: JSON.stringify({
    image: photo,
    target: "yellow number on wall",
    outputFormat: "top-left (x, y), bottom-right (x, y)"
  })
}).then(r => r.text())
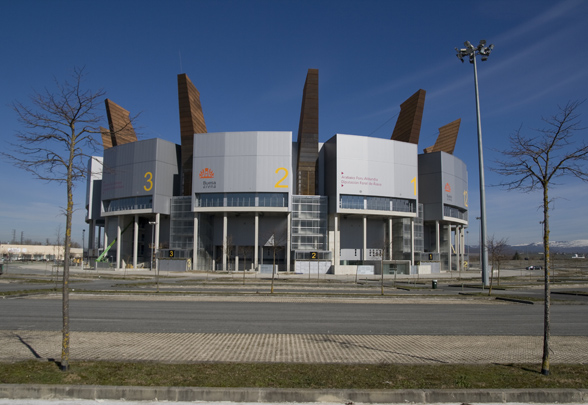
top-left (411, 177), bottom-right (417, 196)
top-left (275, 167), bottom-right (289, 188)
top-left (144, 172), bottom-right (153, 191)
top-left (463, 190), bottom-right (468, 207)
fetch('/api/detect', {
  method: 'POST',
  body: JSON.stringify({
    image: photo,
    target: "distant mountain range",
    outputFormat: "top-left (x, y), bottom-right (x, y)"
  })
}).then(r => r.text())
top-left (467, 240), bottom-right (588, 255)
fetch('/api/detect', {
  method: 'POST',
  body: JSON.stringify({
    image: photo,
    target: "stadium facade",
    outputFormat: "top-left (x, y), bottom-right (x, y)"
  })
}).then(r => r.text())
top-left (85, 70), bottom-right (468, 275)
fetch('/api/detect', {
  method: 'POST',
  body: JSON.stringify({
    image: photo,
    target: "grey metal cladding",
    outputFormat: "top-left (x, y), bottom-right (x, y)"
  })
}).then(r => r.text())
top-left (323, 136), bottom-right (339, 213)
top-left (193, 132), bottom-right (293, 194)
top-left (101, 138), bottom-right (180, 201)
top-left (326, 134), bottom-right (418, 207)
top-left (418, 151), bottom-right (468, 215)
top-left (440, 152), bottom-right (468, 210)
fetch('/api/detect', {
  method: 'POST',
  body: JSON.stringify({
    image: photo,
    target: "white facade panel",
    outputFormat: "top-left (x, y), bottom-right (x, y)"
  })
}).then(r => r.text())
top-left (193, 131), bottom-right (292, 194)
top-left (332, 134), bottom-right (418, 201)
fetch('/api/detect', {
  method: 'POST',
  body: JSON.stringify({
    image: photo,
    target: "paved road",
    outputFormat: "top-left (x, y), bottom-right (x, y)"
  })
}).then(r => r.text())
top-left (1, 297), bottom-right (587, 335)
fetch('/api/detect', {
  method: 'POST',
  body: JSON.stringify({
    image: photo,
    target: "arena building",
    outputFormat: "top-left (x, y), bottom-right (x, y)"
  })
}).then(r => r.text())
top-left (85, 70), bottom-right (468, 275)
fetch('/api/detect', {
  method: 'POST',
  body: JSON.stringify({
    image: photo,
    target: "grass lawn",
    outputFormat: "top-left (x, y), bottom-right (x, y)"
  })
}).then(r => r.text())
top-left (1, 361), bottom-right (587, 389)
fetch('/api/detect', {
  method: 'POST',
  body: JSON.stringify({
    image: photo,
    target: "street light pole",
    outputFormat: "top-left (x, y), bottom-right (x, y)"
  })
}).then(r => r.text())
top-left (456, 40), bottom-right (493, 287)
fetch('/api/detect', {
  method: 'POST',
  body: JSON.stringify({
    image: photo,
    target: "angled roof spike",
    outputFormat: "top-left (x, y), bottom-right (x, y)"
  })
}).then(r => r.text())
top-left (104, 99), bottom-right (137, 147)
top-left (423, 118), bottom-right (461, 154)
top-left (100, 126), bottom-right (113, 149)
top-left (296, 68), bottom-right (319, 195)
top-left (391, 89), bottom-right (426, 144)
top-left (178, 73), bottom-right (207, 196)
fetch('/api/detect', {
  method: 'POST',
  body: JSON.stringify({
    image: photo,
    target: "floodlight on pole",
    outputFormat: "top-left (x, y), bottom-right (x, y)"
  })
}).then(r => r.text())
top-left (456, 39), bottom-right (493, 287)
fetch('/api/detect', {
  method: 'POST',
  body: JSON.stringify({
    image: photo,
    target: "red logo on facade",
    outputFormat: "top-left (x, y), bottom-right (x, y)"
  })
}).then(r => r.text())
top-left (445, 183), bottom-right (451, 192)
top-left (199, 168), bottom-right (214, 179)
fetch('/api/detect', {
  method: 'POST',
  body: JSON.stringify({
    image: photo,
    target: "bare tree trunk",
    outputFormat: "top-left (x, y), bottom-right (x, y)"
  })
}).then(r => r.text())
top-left (541, 187), bottom-right (551, 376)
top-left (380, 256), bottom-right (384, 295)
top-left (271, 249), bottom-right (276, 294)
top-left (488, 260), bottom-right (494, 296)
top-left (61, 135), bottom-right (75, 372)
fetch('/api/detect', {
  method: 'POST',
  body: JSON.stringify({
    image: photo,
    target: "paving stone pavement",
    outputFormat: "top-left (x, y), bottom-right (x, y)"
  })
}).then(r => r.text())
top-left (2, 330), bottom-right (587, 364)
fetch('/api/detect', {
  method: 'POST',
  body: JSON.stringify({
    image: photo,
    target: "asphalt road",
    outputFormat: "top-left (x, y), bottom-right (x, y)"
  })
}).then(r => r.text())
top-left (1, 298), bottom-right (587, 335)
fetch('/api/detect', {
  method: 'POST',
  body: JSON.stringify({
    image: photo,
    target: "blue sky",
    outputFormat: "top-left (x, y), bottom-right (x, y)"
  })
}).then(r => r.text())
top-left (1, 0), bottom-right (587, 246)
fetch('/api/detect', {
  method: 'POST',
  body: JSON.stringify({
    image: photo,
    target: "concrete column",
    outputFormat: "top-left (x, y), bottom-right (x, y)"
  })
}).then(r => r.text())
top-left (116, 217), bottom-right (122, 270)
top-left (222, 213), bottom-right (227, 271)
top-left (286, 212), bottom-right (291, 272)
top-left (435, 220), bottom-right (440, 253)
top-left (388, 218), bottom-right (393, 260)
top-left (447, 224), bottom-right (452, 272)
top-left (363, 216), bottom-right (367, 262)
top-left (456, 226), bottom-right (461, 274)
top-left (234, 245), bottom-right (240, 272)
top-left (411, 218), bottom-right (415, 266)
top-left (155, 213), bottom-right (160, 273)
top-left (132, 215), bottom-right (138, 269)
top-left (460, 226), bottom-right (465, 271)
top-left (254, 213), bottom-right (259, 269)
top-left (334, 214), bottom-right (339, 270)
top-left (88, 221), bottom-right (95, 255)
top-left (193, 213), bottom-right (198, 271)
top-left (103, 218), bottom-right (108, 253)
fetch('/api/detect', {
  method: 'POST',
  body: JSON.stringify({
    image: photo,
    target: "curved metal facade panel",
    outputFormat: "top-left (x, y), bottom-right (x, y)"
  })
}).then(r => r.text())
top-left (193, 131), bottom-right (293, 194)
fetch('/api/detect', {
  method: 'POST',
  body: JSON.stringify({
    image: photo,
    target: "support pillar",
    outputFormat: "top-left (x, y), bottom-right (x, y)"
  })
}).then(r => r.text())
top-left (254, 213), bottom-right (259, 270)
top-left (193, 213), bottom-right (198, 271)
top-left (388, 218), bottom-right (393, 260)
top-left (411, 218), bottom-right (415, 266)
top-left (88, 222), bottom-right (95, 256)
top-left (447, 224), bottom-right (452, 272)
top-left (116, 217), bottom-right (122, 270)
top-left (133, 215), bottom-right (138, 269)
top-left (222, 213), bottom-right (227, 271)
top-left (362, 216), bottom-right (367, 262)
top-left (286, 212), bottom-right (291, 272)
top-left (456, 226), bottom-right (461, 274)
top-left (154, 213), bottom-right (160, 273)
top-left (435, 220), bottom-right (440, 253)
top-left (103, 218), bottom-right (108, 255)
top-left (334, 214), bottom-right (339, 269)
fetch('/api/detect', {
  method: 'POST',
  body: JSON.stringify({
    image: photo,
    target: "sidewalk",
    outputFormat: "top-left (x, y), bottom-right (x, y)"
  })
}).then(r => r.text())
top-left (2, 329), bottom-right (588, 364)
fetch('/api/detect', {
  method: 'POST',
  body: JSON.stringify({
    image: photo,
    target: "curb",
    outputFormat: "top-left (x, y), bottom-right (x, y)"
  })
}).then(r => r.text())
top-left (495, 296), bottom-right (535, 305)
top-left (1, 385), bottom-right (588, 403)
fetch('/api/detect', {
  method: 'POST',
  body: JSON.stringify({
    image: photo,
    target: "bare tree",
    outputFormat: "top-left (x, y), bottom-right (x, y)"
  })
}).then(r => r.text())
top-left (486, 235), bottom-right (508, 295)
top-left (2, 68), bottom-right (105, 371)
top-left (223, 234), bottom-right (235, 273)
top-left (240, 245), bottom-right (255, 285)
top-left (494, 100), bottom-right (588, 376)
top-left (379, 236), bottom-right (393, 295)
top-left (55, 224), bottom-right (64, 261)
top-left (264, 227), bottom-right (287, 294)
